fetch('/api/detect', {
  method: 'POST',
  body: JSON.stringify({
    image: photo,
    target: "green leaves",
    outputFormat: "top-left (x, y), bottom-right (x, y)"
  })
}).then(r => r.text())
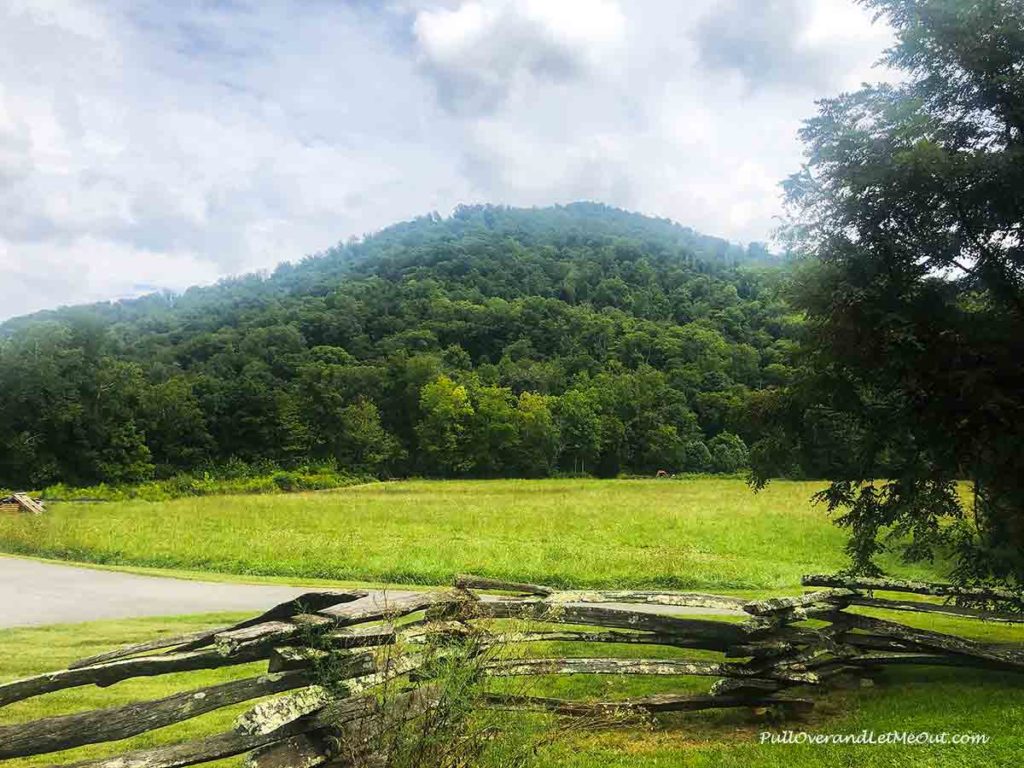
top-left (757, 0), bottom-right (1024, 586)
top-left (0, 204), bottom-right (796, 486)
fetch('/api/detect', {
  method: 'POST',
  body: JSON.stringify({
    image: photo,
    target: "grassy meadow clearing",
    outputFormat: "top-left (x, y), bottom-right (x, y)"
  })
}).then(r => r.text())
top-left (3, 610), bottom-right (1022, 768)
top-left (2, 478), bottom-right (1020, 767)
top-left (0, 477), bottom-right (951, 589)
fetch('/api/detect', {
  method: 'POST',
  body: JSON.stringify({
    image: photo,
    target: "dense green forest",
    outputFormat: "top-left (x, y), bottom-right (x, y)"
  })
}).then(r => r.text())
top-left (0, 203), bottom-right (801, 487)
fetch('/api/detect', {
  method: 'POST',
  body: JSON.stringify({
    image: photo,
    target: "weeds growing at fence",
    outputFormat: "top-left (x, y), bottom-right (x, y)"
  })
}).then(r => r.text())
top-left (293, 604), bottom-right (608, 768)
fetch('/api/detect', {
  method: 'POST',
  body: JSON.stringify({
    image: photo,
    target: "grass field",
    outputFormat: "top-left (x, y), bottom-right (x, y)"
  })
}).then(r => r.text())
top-left (5, 477), bottom-right (1016, 767)
top-left (3, 611), bottom-right (1022, 768)
top-left (0, 613), bottom-right (257, 768)
top-left (0, 478), bottom-right (951, 589)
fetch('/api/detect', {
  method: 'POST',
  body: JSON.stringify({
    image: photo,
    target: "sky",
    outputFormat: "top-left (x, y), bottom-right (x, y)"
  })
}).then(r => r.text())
top-left (0, 0), bottom-right (896, 320)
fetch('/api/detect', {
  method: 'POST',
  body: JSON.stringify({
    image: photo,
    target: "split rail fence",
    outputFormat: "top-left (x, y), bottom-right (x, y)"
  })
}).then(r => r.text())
top-left (1, 573), bottom-right (1022, 767)
top-left (0, 494), bottom-right (44, 514)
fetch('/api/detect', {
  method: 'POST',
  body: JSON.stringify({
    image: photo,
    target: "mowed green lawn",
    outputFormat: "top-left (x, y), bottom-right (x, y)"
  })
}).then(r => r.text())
top-left (0, 614), bottom-right (259, 768)
top-left (3, 611), bottom-right (1022, 768)
top-left (0, 478), bottom-right (949, 589)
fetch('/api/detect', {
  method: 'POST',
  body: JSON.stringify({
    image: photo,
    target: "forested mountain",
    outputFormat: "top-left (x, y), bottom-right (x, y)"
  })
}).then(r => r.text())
top-left (0, 203), bottom-right (799, 486)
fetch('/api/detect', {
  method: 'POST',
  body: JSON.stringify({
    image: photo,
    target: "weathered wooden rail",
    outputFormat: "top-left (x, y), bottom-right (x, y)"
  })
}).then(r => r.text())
top-left (0, 493), bottom-right (44, 514)
top-left (1, 574), bottom-right (1022, 767)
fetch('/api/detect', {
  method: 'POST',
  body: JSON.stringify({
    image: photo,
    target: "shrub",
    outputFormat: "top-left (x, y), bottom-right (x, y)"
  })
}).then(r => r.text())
top-left (708, 432), bottom-right (749, 473)
top-left (683, 441), bottom-right (712, 472)
top-left (40, 464), bottom-right (372, 502)
top-left (272, 471), bottom-right (299, 492)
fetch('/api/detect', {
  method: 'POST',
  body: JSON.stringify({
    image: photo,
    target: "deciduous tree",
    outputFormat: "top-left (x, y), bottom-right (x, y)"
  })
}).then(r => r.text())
top-left (752, 0), bottom-right (1024, 586)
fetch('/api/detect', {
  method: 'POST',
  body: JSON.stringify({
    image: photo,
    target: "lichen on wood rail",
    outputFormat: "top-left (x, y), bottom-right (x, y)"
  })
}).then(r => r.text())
top-left (3, 571), bottom-right (1023, 768)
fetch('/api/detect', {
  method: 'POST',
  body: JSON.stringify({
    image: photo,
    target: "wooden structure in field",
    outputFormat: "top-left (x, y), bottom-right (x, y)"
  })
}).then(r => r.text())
top-left (0, 493), bottom-right (44, 514)
top-left (0, 574), bottom-right (1022, 767)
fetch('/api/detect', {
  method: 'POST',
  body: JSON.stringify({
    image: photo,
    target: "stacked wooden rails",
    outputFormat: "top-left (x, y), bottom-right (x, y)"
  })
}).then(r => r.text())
top-left (1, 574), bottom-right (1022, 767)
top-left (0, 494), bottom-right (44, 514)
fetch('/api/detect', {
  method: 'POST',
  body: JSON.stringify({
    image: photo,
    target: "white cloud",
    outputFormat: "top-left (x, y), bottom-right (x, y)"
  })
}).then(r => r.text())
top-left (0, 234), bottom-right (222, 308)
top-left (0, 0), bottom-right (895, 320)
top-left (414, 0), bottom-right (626, 115)
top-left (426, 1), bottom-right (892, 241)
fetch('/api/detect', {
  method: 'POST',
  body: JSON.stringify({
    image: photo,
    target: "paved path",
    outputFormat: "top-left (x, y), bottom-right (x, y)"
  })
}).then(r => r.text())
top-left (0, 557), bottom-right (313, 628)
top-left (0, 556), bottom-right (742, 628)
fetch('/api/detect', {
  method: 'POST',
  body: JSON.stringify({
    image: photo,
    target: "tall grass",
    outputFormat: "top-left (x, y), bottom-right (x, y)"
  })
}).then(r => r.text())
top-left (0, 478), bottom-right (950, 589)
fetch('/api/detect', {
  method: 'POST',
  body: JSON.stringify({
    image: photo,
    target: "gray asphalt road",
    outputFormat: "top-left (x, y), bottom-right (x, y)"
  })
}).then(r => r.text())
top-left (0, 556), bottom-right (743, 628)
top-left (0, 557), bottom-right (314, 628)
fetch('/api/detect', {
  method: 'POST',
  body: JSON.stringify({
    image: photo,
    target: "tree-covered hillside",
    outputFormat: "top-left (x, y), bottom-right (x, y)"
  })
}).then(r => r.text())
top-left (0, 203), bottom-right (798, 486)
